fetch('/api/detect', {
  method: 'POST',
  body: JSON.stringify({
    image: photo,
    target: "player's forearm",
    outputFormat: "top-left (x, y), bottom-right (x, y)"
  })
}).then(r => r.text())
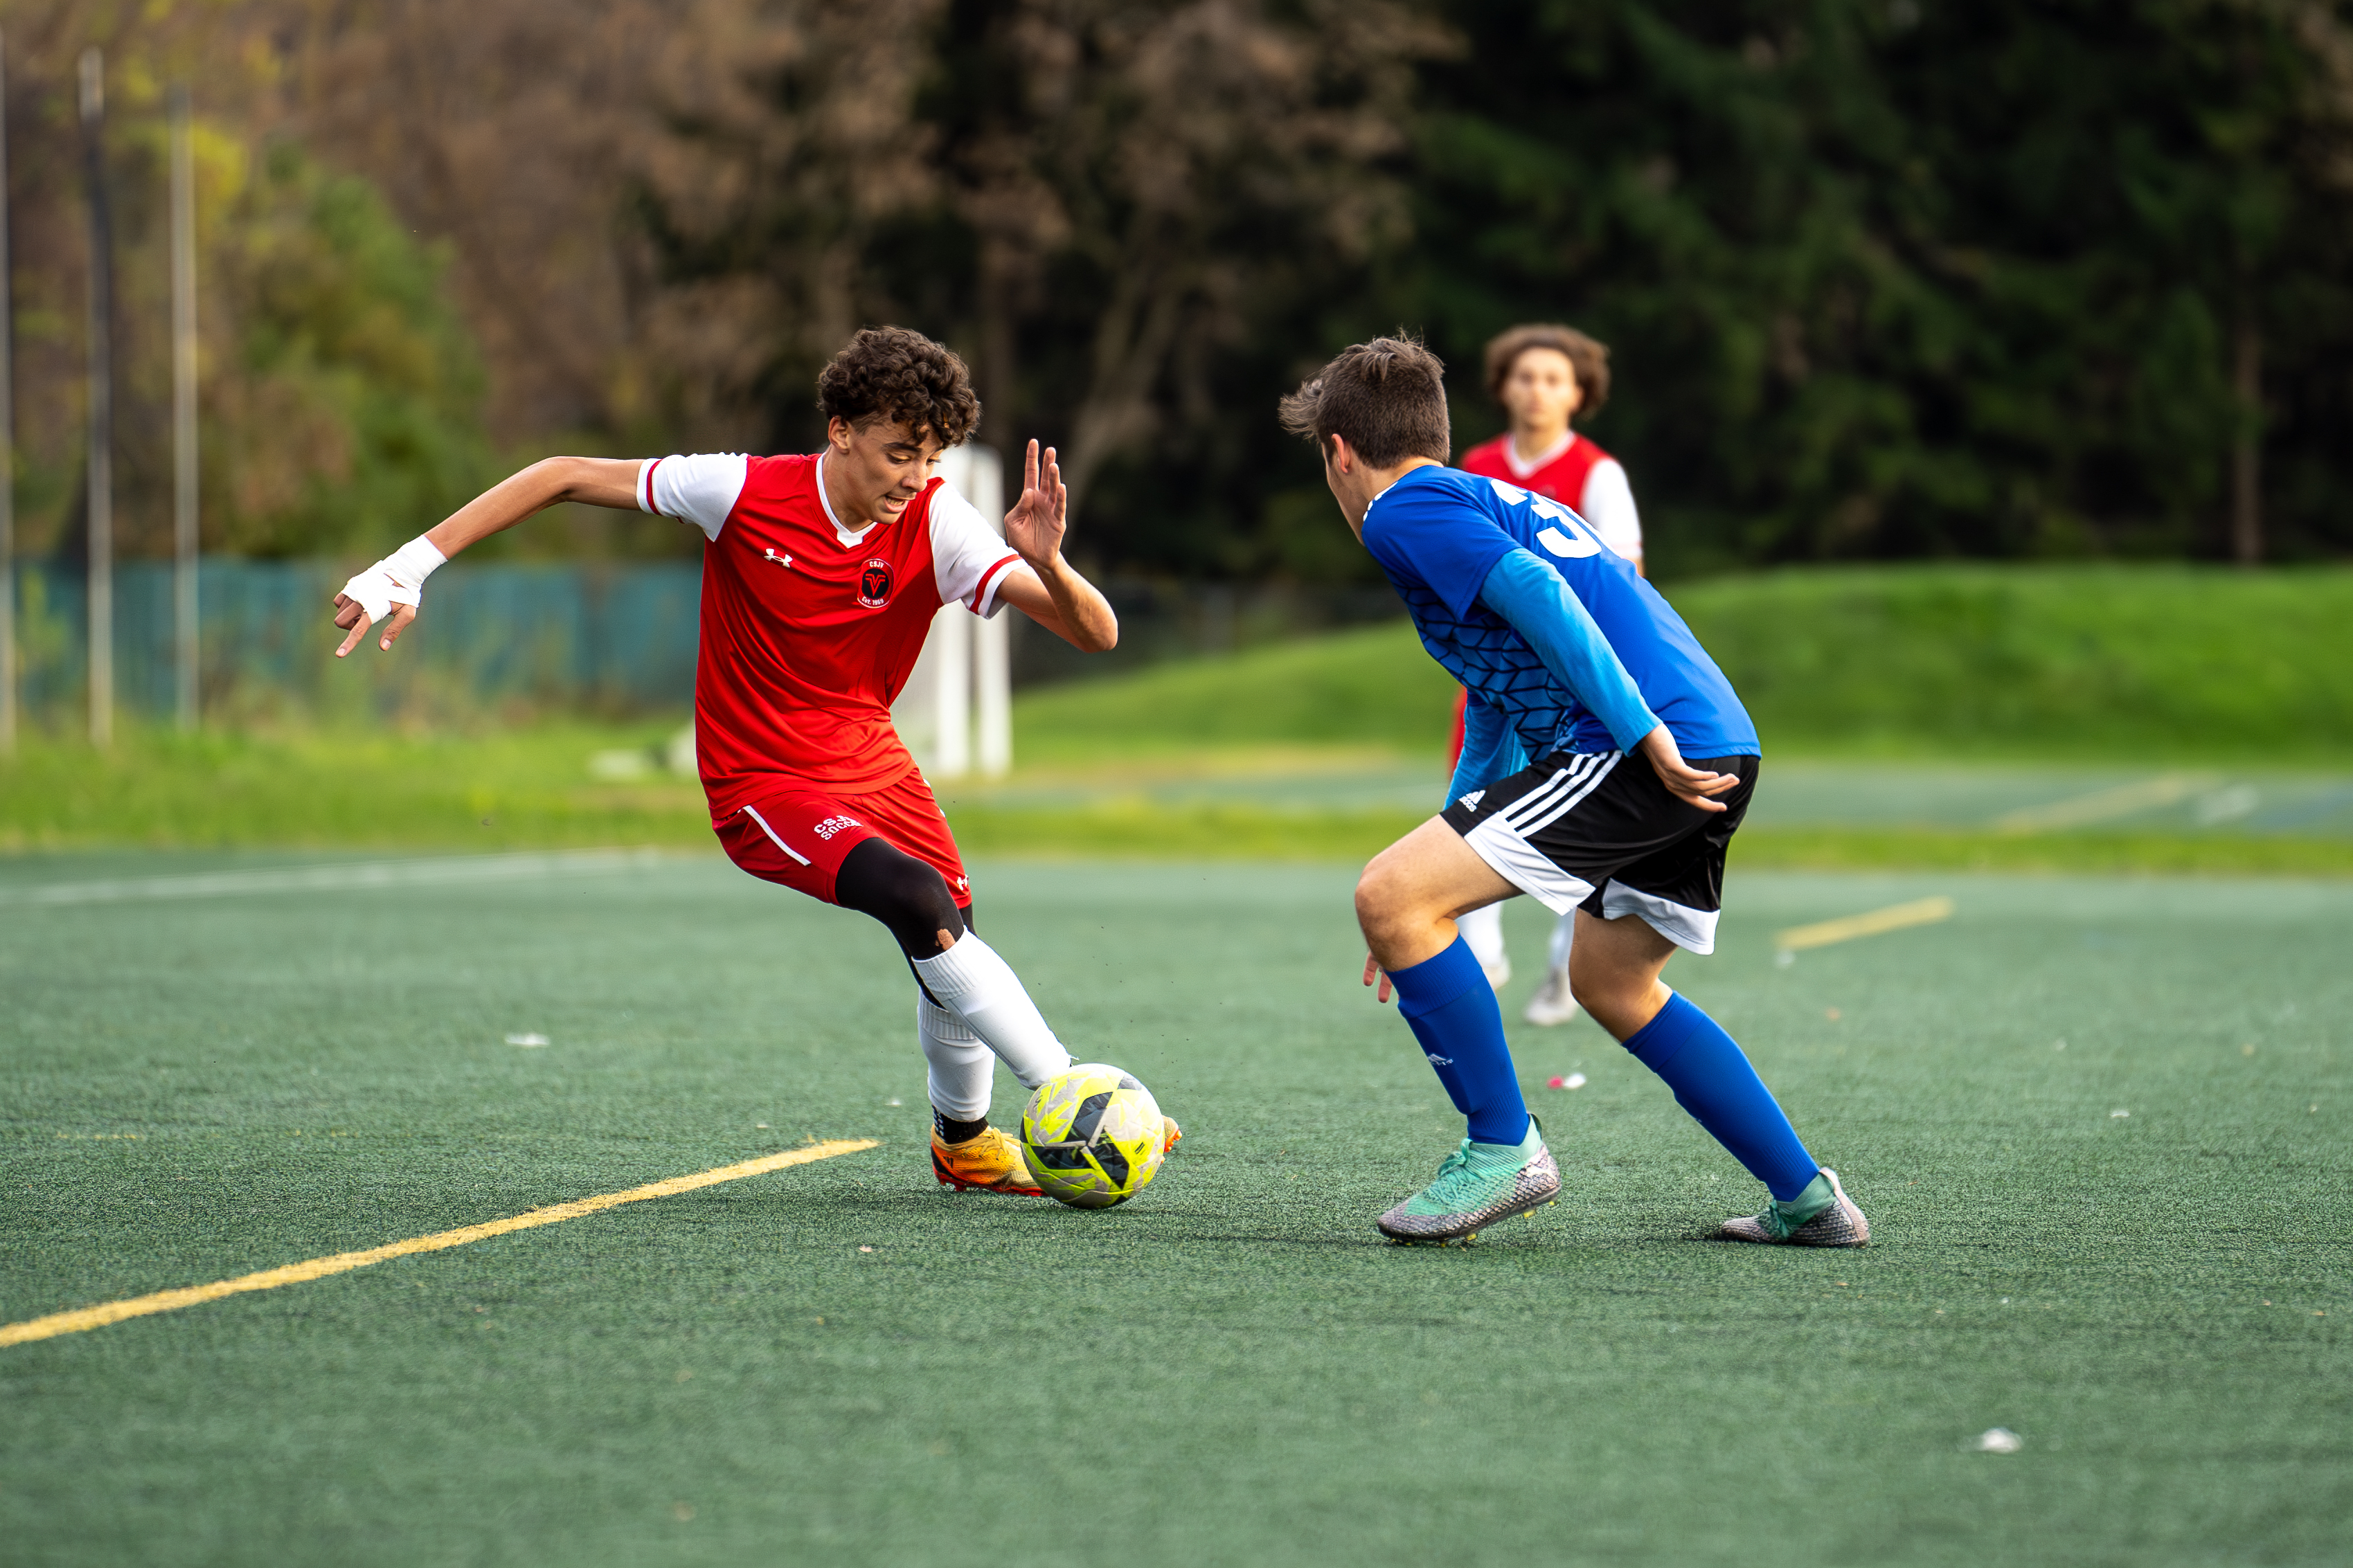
top-left (1029, 557), bottom-right (1118, 651)
top-left (1478, 549), bottom-right (1658, 752)
top-left (424, 458), bottom-right (643, 559)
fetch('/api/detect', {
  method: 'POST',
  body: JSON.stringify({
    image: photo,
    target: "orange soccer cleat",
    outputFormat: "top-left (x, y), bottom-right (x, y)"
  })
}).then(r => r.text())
top-left (1162, 1117), bottom-right (1183, 1153)
top-left (931, 1124), bottom-right (1046, 1196)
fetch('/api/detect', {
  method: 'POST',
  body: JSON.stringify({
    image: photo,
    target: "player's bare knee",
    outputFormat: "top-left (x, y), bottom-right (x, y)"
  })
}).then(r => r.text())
top-left (1354, 860), bottom-right (1418, 948)
top-left (1353, 863), bottom-right (1392, 933)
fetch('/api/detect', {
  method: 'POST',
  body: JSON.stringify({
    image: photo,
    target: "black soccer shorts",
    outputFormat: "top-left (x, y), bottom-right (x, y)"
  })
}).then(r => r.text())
top-left (1438, 750), bottom-right (1760, 955)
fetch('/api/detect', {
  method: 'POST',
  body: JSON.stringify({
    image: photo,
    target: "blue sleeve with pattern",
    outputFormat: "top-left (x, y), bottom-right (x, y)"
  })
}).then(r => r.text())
top-left (1477, 549), bottom-right (1661, 753)
top-left (1445, 694), bottom-right (1528, 808)
top-left (1361, 482), bottom-right (1521, 619)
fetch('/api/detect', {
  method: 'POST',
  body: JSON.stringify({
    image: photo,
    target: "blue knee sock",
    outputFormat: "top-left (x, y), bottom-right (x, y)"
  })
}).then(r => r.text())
top-left (1623, 992), bottom-right (1817, 1201)
top-left (1388, 937), bottom-right (1530, 1146)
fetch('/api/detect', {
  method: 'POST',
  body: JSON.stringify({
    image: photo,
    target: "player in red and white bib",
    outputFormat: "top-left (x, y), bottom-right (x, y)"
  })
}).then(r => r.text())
top-left (1452, 324), bottom-right (1647, 1026)
top-left (332, 327), bottom-right (1174, 1196)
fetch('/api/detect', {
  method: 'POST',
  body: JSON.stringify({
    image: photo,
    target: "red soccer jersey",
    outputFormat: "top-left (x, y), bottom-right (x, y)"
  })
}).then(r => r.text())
top-left (1458, 431), bottom-right (1609, 508)
top-left (637, 451), bottom-right (1022, 818)
top-left (1458, 430), bottom-right (1642, 563)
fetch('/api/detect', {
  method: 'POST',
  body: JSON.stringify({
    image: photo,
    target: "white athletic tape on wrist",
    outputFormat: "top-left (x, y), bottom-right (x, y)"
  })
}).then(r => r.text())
top-left (340, 535), bottom-right (447, 622)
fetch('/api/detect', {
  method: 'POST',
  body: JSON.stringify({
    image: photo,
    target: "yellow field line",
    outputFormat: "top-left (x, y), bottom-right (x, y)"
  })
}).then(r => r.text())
top-left (1992, 773), bottom-right (2219, 834)
top-left (0, 1139), bottom-right (879, 1348)
top-left (1775, 896), bottom-right (1955, 953)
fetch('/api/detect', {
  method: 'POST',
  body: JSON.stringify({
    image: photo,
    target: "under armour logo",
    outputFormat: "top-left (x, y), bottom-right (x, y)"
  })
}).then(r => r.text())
top-left (1424, 1053), bottom-right (1453, 1066)
top-left (762, 548), bottom-right (794, 568)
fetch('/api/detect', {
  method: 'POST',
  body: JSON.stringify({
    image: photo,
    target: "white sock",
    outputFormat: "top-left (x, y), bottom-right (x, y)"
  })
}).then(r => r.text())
top-left (918, 991), bottom-right (993, 1121)
top-left (1547, 910), bottom-right (1576, 975)
top-left (1458, 903), bottom-right (1507, 970)
top-left (911, 932), bottom-right (1073, 1090)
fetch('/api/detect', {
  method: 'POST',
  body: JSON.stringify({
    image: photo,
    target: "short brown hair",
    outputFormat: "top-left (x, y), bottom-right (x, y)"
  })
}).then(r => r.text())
top-left (816, 326), bottom-right (981, 447)
top-left (1483, 323), bottom-right (1611, 422)
top-left (1278, 335), bottom-right (1451, 467)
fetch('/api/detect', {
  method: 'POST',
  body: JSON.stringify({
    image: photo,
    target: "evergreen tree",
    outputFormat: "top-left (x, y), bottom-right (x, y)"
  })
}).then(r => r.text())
top-left (1405, 0), bottom-right (2353, 571)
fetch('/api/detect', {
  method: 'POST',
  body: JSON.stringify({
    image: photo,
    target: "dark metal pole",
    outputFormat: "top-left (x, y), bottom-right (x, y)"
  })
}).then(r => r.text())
top-left (171, 82), bottom-right (197, 730)
top-left (0, 33), bottom-right (16, 755)
top-left (80, 48), bottom-right (112, 747)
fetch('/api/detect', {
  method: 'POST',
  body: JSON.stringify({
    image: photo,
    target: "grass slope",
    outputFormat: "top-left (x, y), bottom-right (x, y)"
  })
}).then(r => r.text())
top-left (1674, 565), bottom-right (2353, 758)
top-left (3, 857), bottom-right (2348, 1565)
top-left (1012, 620), bottom-right (1461, 762)
top-left (1014, 564), bottom-right (2353, 762)
top-left (0, 723), bottom-right (713, 852)
top-left (10, 564), bottom-right (2353, 867)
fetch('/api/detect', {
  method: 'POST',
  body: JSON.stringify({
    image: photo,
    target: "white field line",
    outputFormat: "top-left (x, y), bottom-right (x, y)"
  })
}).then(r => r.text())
top-left (0, 847), bottom-right (673, 908)
top-left (1775, 895), bottom-right (1956, 954)
top-left (1992, 773), bottom-right (2220, 834)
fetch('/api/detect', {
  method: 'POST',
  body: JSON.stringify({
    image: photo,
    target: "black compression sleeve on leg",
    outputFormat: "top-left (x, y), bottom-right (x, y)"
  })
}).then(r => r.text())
top-left (904, 897), bottom-right (975, 1006)
top-left (835, 836), bottom-right (968, 959)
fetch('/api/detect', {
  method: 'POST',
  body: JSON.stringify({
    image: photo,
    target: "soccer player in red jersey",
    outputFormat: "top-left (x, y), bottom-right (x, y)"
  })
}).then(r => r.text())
top-left (331, 327), bottom-right (1166, 1196)
top-left (1452, 324), bottom-right (1647, 1024)
top-left (1456, 324), bottom-right (1642, 570)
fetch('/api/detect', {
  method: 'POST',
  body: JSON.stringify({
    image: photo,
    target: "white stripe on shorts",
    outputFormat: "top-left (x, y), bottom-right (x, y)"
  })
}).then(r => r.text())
top-left (1600, 883), bottom-right (1720, 955)
top-left (1460, 754), bottom-right (1620, 914)
top-left (740, 805), bottom-right (812, 866)
top-left (1512, 752), bottom-right (1622, 838)
top-left (1498, 753), bottom-right (1598, 832)
top-left (1462, 815), bottom-right (1594, 916)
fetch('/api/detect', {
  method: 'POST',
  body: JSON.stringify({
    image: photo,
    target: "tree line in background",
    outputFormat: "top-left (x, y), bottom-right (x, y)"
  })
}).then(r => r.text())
top-left (3, 0), bottom-right (2351, 580)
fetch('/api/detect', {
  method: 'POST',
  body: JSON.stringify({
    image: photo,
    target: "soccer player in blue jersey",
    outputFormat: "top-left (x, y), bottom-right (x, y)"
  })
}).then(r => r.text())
top-left (1280, 336), bottom-right (1868, 1247)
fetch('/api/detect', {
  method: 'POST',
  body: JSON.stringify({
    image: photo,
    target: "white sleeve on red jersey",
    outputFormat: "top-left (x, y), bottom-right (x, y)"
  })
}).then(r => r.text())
top-left (927, 480), bottom-right (1023, 618)
top-left (1578, 458), bottom-right (1643, 564)
top-left (636, 453), bottom-right (749, 541)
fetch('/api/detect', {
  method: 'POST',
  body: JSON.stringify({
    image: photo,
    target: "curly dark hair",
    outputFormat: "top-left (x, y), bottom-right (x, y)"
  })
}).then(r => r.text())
top-left (1278, 334), bottom-right (1451, 468)
top-left (1483, 323), bottom-right (1611, 423)
top-left (816, 326), bottom-right (981, 447)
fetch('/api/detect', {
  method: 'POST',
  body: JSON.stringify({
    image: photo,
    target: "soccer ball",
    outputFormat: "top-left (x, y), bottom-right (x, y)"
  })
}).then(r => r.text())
top-left (1020, 1063), bottom-right (1167, 1209)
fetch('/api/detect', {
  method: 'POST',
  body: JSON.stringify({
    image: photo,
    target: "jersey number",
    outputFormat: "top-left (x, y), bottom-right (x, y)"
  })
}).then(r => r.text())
top-left (1487, 476), bottom-right (1602, 559)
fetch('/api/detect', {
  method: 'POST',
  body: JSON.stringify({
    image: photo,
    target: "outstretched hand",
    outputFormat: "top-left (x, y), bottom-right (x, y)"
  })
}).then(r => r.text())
top-left (331, 594), bottom-right (416, 657)
top-left (1362, 953), bottom-right (1393, 1004)
top-left (1002, 439), bottom-right (1067, 566)
top-left (1637, 724), bottom-right (1737, 812)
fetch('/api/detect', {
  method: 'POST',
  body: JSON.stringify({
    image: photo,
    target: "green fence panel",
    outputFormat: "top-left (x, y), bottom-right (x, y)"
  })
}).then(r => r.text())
top-left (8, 559), bottom-right (704, 728)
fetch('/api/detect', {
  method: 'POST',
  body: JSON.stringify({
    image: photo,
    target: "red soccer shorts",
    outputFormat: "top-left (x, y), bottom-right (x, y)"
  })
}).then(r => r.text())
top-left (713, 771), bottom-right (972, 910)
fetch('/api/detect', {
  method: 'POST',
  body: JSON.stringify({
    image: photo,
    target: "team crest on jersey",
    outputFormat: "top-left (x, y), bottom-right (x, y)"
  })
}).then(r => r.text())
top-left (857, 559), bottom-right (894, 608)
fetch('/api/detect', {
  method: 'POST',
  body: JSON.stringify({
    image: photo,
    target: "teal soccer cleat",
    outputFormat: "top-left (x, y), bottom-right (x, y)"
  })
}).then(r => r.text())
top-left (1718, 1168), bottom-right (1869, 1247)
top-left (1377, 1119), bottom-right (1562, 1245)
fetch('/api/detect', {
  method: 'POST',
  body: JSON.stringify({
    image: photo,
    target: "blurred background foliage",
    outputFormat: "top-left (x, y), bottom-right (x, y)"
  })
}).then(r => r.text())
top-left (3, 0), bottom-right (2352, 578)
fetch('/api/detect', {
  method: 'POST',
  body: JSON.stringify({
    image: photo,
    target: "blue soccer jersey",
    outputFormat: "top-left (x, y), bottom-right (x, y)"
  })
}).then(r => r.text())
top-left (1363, 465), bottom-right (1758, 763)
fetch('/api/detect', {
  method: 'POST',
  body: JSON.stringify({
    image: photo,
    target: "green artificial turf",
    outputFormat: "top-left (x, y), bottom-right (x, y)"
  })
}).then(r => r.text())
top-left (3, 854), bottom-right (2347, 1565)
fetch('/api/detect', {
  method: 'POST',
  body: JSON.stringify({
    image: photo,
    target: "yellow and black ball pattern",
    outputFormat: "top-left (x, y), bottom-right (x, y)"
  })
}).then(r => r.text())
top-left (1019, 1063), bottom-right (1166, 1209)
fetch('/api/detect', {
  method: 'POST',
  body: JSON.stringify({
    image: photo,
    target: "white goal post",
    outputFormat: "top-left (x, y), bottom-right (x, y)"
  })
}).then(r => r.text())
top-left (893, 443), bottom-right (1012, 779)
